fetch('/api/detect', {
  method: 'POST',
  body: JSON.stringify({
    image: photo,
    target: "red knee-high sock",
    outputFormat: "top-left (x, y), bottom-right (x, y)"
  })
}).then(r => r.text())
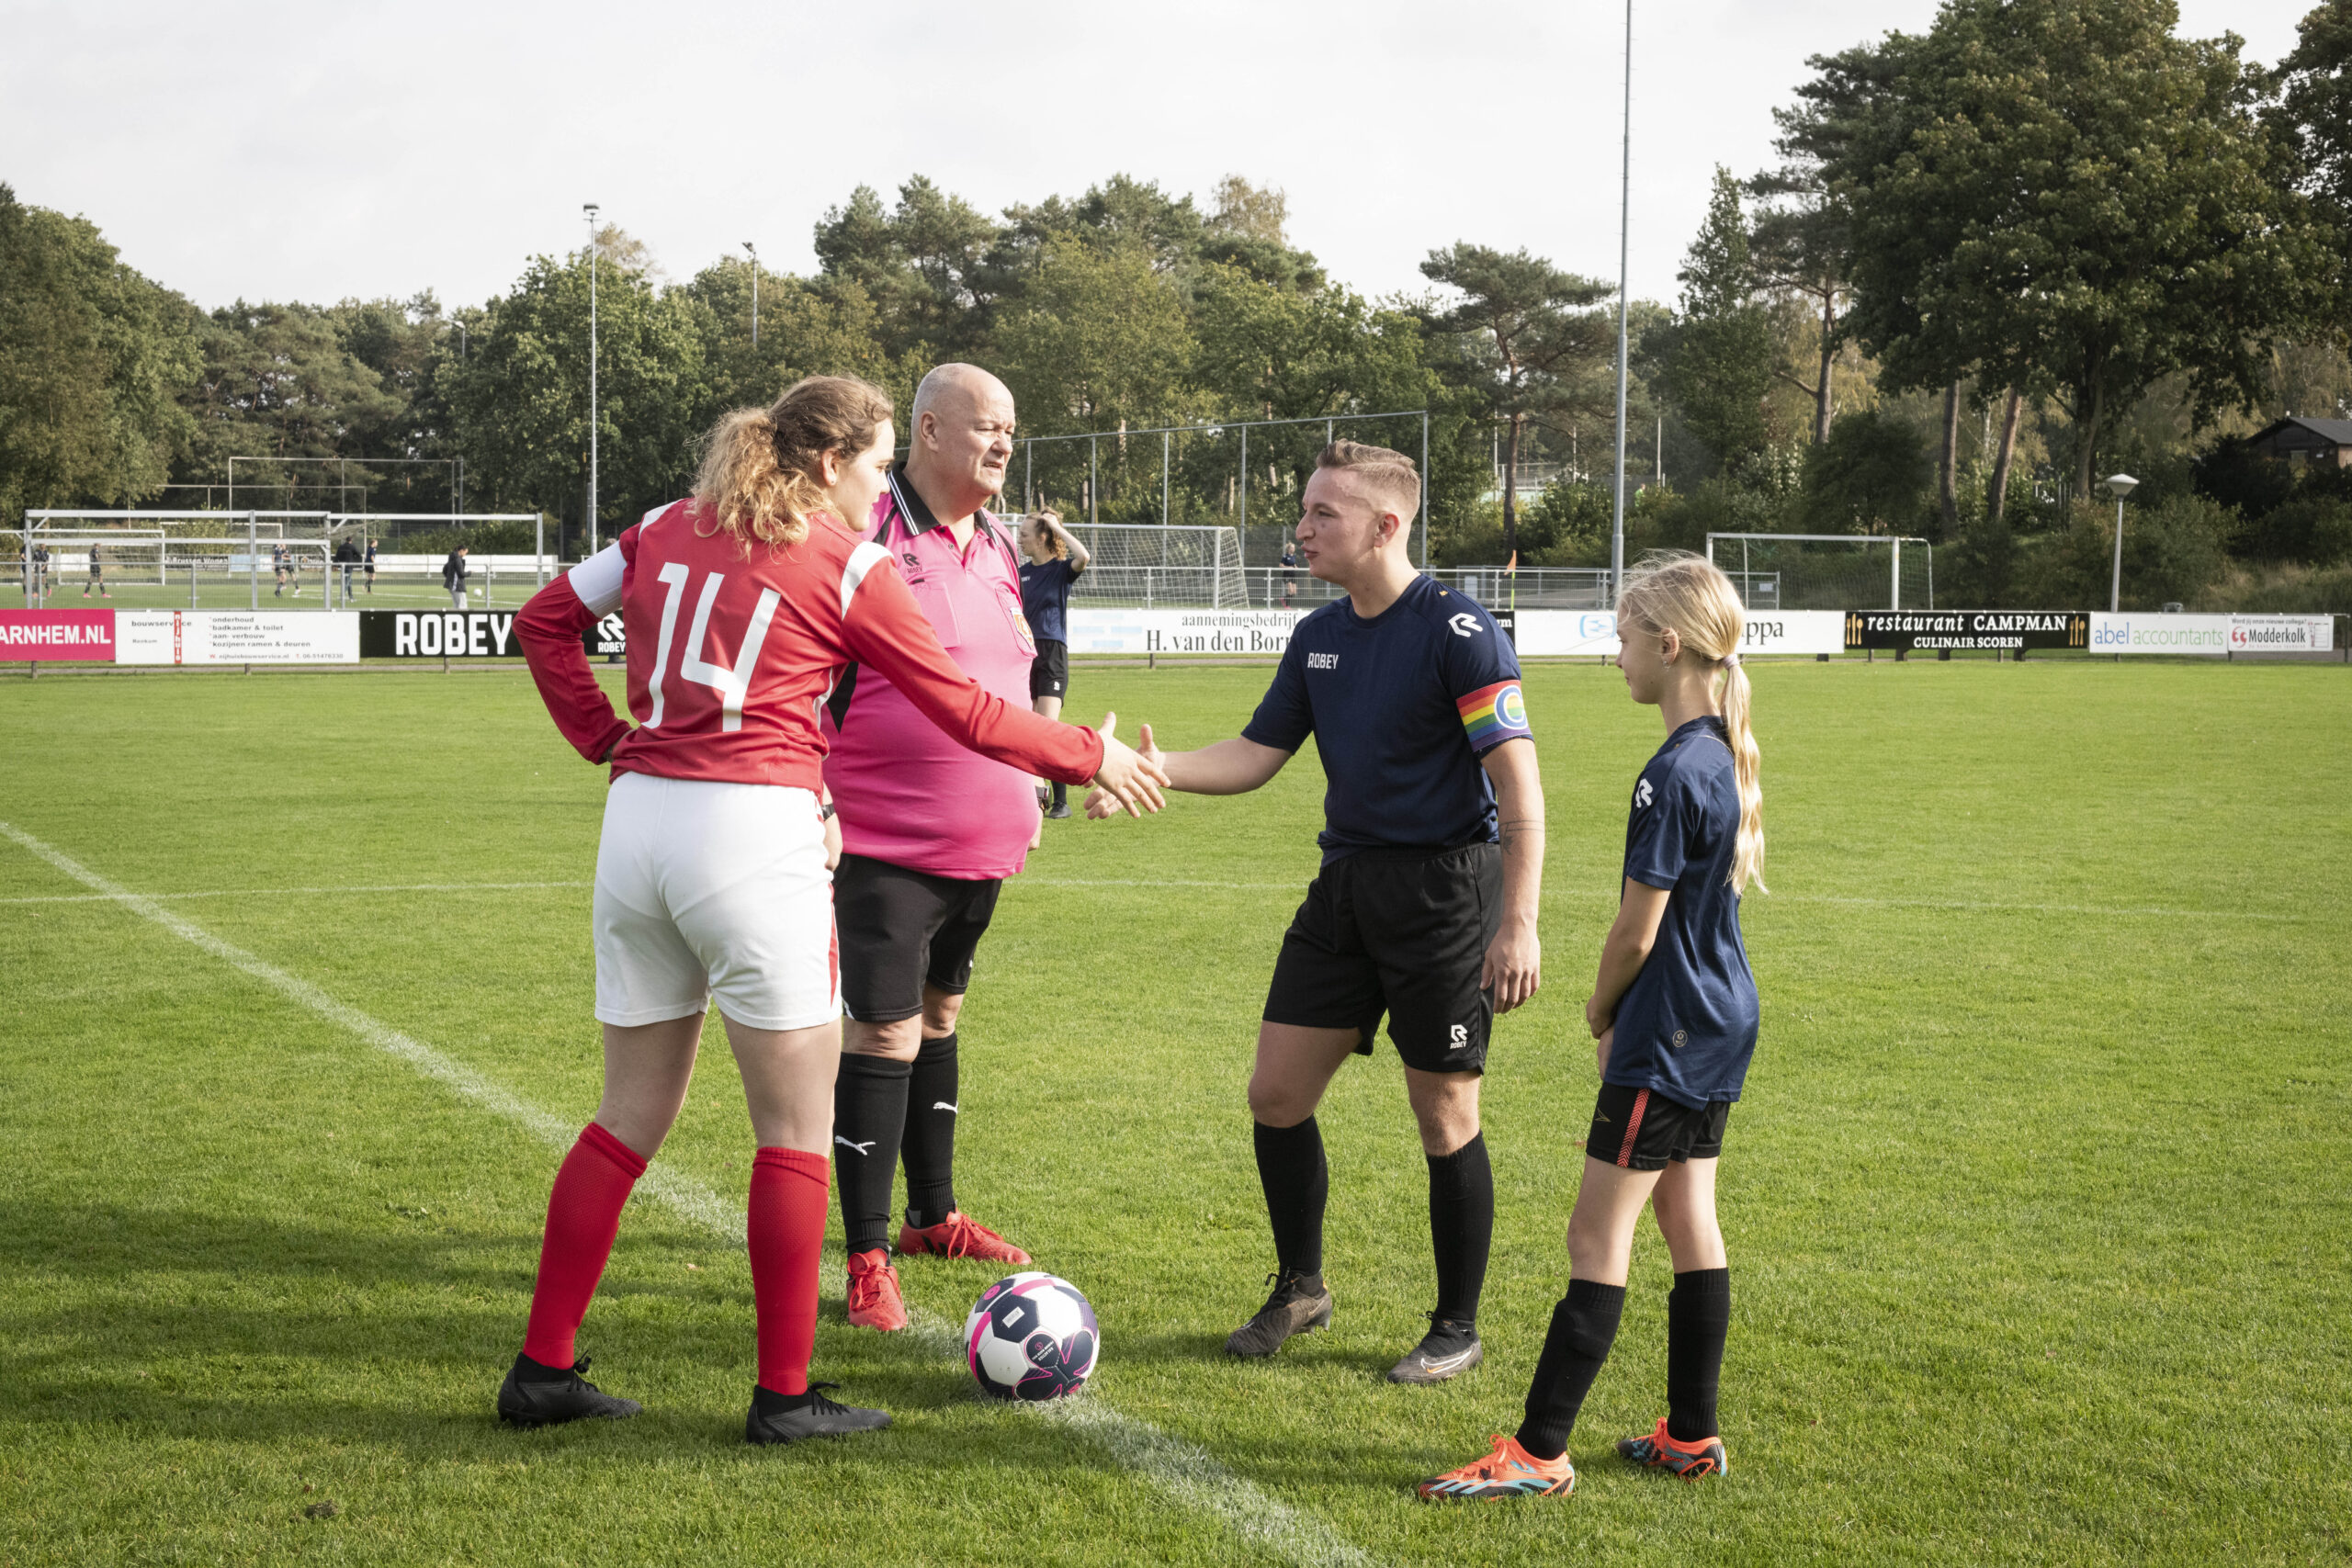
top-left (521, 1122), bottom-right (648, 1368)
top-left (748, 1146), bottom-right (831, 1396)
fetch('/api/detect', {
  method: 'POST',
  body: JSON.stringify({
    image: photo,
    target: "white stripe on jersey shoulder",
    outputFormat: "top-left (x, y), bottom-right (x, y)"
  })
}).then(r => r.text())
top-left (838, 540), bottom-right (891, 618)
top-left (566, 541), bottom-right (627, 615)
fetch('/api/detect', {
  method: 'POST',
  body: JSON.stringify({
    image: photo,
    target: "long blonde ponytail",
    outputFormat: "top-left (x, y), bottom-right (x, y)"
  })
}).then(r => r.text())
top-left (693, 375), bottom-right (894, 555)
top-left (1615, 552), bottom-right (1766, 893)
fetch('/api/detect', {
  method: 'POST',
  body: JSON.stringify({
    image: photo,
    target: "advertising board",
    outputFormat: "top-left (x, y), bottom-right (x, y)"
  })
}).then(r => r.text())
top-left (116, 611), bottom-right (357, 664)
top-left (1844, 610), bottom-right (2087, 651)
top-left (358, 610), bottom-right (526, 659)
top-left (1065, 608), bottom-right (1306, 657)
top-left (0, 609), bottom-right (115, 661)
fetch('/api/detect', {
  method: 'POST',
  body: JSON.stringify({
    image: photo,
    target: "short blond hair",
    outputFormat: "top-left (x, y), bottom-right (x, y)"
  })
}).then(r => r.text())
top-left (1315, 439), bottom-right (1420, 524)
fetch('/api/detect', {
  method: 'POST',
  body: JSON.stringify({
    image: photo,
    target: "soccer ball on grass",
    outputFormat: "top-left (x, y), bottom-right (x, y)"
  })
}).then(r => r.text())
top-left (965, 1271), bottom-right (1098, 1401)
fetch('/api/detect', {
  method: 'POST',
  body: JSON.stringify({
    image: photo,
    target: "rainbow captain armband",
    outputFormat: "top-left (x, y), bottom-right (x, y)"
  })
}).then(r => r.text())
top-left (1457, 680), bottom-right (1532, 750)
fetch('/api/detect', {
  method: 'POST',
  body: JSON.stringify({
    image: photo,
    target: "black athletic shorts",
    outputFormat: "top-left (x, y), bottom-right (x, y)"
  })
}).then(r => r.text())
top-left (833, 852), bottom-right (1003, 1023)
top-left (1262, 840), bottom-right (1501, 1075)
top-left (1029, 638), bottom-right (1069, 700)
top-left (1585, 1082), bottom-right (1729, 1171)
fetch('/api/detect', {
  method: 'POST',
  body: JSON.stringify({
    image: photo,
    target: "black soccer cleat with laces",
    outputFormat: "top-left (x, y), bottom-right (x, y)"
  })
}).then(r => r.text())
top-left (1225, 1269), bottom-right (1334, 1358)
top-left (744, 1382), bottom-right (892, 1445)
top-left (1386, 1314), bottom-right (1484, 1383)
top-left (496, 1353), bottom-right (642, 1427)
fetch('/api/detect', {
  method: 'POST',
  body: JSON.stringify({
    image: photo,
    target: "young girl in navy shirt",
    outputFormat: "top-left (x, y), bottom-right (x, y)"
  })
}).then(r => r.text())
top-left (1420, 552), bottom-right (1764, 1501)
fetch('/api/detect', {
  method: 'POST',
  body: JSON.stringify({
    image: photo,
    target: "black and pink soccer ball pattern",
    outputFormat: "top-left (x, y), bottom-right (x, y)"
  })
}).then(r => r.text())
top-left (965, 1271), bottom-right (1099, 1401)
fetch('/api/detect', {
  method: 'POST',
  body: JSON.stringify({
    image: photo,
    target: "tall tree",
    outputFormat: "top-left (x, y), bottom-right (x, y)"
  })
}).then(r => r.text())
top-left (0, 186), bottom-right (201, 523)
top-left (1836, 0), bottom-right (2329, 496)
top-left (1419, 243), bottom-right (1613, 559)
top-left (2269, 0), bottom-right (2352, 332)
top-left (1655, 169), bottom-right (1776, 474)
top-left (812, 177), bottom-right (1001, 362)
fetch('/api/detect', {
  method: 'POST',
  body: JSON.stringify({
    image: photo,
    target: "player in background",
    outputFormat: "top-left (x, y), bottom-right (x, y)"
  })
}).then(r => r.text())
top-left (503, 374), bottom-right (1164, 1444)
top-left (821, 364), bottom-right (1068, 1333)
top-left (443, 544), bottom-right (469, 609)
top-left (1019, 508), bottom-right (1089, 818)
top-left (1093, 440), bottom-right (1545, 1383)
top-left (83, 542), bottom-right (107, 599)
top-left (272, 542), bottom-right (291, 597)
top-left (363, 537), bottom-right (379, 595)
top-left (1419, 553), bottom-right (1762, 1501)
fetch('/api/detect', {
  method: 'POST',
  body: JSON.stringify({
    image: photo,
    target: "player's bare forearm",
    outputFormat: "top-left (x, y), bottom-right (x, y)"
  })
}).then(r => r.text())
top-left (1586, 880), bottom-right (1670, 1037)
top-left (1482, 739), bottom-right (1544, 1012)
top-left (1162, 737), bottom-right (1289, 795)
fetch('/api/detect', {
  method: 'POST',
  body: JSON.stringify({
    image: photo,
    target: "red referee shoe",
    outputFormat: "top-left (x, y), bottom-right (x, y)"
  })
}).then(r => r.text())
top-left (845, 1248), bottom-right (909, 1332)
top-left (896, 1211), bottom-right (1030, 1265)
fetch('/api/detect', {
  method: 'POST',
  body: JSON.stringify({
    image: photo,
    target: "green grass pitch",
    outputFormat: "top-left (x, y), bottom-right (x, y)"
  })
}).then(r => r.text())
top-left (0, 658), bottom-right (2346, 1566)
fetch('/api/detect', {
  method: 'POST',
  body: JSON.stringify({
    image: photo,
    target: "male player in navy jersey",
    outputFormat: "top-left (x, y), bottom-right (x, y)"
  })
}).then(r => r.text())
top-left (1094, 440), bottom-right (1544, 1382)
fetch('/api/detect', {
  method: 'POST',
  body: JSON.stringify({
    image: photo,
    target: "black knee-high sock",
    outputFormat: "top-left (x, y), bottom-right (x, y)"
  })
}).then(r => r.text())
top-left (1516, 1280), bottom-right (1627, 1461)
top-left (1666, 1267), bottom-right (1731, 1441)
top-left (1050, 780), bottom-right (1067, 809)
top-left (1426, 1133), bottom-right (1493, 1335)
top-left (900, 1032), bottom-right (959, 1228)
top-left (832, 1055), bottom-right (911, 1257)
top-left (1251, 1118), bottom-right (1327, 1280)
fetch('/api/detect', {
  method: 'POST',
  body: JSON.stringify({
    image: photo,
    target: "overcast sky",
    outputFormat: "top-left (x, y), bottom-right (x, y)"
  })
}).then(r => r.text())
top-left (0, 0), bottom-right (2310, 317)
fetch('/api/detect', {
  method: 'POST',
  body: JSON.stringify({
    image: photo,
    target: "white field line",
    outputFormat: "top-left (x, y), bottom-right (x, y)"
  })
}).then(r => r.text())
top-left (0, 880), bottom-right (592, 907)
top-left (0, 819), bottom-right (1373, 1568)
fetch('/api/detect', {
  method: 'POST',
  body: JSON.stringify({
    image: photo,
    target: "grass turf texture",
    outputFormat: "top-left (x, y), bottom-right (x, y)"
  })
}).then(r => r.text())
top-left (1, 660), bottom-right (2346, 1567)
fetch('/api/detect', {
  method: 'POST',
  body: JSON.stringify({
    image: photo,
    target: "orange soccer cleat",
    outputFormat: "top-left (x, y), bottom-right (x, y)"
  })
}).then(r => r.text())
top-left (1616, 1418), bottom-right (1729, 1479)
top-left (1416, 1434), bottom-right (1577, 1501)
top-left (897, 1211), bottom-right (1030, 1266)
top-left (844, 1248), bottom-right (909, 1332)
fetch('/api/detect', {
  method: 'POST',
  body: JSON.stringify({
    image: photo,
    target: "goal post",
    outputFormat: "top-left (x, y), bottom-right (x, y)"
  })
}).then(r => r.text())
top-left (1705, 533), bottom-right (1934, 612)
top-left (1043, 522), bottom-right (1248, 608)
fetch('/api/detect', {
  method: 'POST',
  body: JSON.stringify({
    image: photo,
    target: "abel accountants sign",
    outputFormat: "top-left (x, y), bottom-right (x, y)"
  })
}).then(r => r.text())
top-left (1844, 610), bottom-right (2088, 652)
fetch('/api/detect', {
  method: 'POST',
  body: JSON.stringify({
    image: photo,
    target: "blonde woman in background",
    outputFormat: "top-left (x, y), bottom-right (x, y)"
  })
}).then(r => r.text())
top-left (1018, 508), bottom-right (1091, 818)
top-left (1420, 551), bottom-right (1764, 1502)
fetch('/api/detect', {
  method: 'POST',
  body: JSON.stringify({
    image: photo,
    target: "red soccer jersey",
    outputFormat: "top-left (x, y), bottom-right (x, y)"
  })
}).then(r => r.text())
top-left (515, 500), bottom-right (1103, 793)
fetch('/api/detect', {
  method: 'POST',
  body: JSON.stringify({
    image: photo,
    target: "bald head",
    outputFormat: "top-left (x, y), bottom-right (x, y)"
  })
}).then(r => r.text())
top-left (905, 363), bottom-right (1017, 525)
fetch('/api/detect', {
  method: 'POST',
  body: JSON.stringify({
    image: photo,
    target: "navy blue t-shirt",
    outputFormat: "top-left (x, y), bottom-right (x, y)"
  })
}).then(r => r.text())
top-left (1243, 575), bottom-right (1531, 862)
top-left (1019, 558), bottom-right (1079, 644)
top-left (1605, 716), bottom-right (1760, 1108)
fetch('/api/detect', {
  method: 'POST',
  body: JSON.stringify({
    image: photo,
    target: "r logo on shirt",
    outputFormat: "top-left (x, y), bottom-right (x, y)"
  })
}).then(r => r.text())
top-left (1448, 612), bottom-right (1484, 638)
top-left (1449, 1023), bottom-right (1470, 1049)
top-left (1634, 778), bottom-right (1655, 810)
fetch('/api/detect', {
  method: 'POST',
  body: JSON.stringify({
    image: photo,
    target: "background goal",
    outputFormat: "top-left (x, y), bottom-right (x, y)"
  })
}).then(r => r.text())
top-left (1706, 533), bottom-right (1935, 612)
top-left (1044, 523), bottom-right (1247, 609)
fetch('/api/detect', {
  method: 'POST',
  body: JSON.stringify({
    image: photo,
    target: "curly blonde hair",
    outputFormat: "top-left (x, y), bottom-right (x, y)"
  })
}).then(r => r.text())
top-left (693, 375), bottom-right (893, 553)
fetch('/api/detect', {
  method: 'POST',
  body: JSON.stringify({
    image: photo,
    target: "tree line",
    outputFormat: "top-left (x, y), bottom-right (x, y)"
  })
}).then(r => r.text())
top-left (6, 0), bottom-right (2352, 612)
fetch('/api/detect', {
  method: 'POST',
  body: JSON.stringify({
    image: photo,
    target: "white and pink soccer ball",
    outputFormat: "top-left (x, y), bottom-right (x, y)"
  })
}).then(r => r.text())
top-left (965, 1272), bottom-right (1099, 1402)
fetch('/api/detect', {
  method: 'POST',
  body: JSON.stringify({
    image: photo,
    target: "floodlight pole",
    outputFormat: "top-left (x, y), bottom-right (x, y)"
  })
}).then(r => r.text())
top-left (2106, 473), bottom-right (2139, 613)
top-left (743, 242), bottom-right (759, 348)
top-left (1608, 0), bottom-right (1633, 603)
top-left (585, 203), bottom-right (601, 557)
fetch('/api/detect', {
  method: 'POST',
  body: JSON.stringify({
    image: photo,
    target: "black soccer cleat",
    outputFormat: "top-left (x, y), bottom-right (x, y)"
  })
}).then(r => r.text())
top-left (1386, 1314), bottom-right (1484, 1384)
top-left (496, 1353), bottom-right (641, 1427)
top-left (745, 1382), bottom-right (892, 1445)
top-left (1225, 1270), bottom-right (1334, 1358)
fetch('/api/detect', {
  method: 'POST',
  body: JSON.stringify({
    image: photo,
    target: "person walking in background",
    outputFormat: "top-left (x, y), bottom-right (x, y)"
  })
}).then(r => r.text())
top-left (364, 537), bottom-right (379, 595)
top-left (1019, 508), bottom-right (1090, 819)
top-left (84, 542), bottom-right (107, 599)
top-left (1281, 540), bottom-right (1300, 607)
top-left (334, 536), bottom-right (359, 599)
top-left (29, 542), bottom-right (50, 599)
top-left (273, 541), bottom-right (292, 597)
top-left (443, 544), bottom-right (469, 609)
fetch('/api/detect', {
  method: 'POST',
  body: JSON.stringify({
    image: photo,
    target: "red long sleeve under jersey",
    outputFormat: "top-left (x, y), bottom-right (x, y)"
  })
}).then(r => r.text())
top-left (515, 499), bottom-right (1104, 792)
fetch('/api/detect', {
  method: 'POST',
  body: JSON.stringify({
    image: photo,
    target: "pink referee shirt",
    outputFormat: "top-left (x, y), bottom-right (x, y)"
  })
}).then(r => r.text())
top-left (821, 468), bottom-right (1044, 880)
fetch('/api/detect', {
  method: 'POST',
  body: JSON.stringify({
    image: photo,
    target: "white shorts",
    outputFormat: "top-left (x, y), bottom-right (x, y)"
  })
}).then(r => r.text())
top-left (593, 772), bottom-right (839, 1031)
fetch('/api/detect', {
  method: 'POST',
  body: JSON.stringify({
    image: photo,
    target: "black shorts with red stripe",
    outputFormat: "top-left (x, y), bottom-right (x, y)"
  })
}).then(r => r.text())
top-left (1586, 1082), bottom-right (1730, 1171)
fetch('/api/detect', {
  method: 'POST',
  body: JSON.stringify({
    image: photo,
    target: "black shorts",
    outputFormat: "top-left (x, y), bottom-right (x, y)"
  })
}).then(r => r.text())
top-left (1585, 1083), bottom-right (1729, 1170)
top-left (833, 852), bottom-right (1003, 1023)
top-left (1262, 841), bottom-right (1501, 1075)
top-left (1029, 639), bottom-right (1069, 700)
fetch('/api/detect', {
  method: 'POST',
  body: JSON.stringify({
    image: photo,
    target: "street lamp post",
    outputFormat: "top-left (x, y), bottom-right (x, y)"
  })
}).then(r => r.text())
top-left (1608, 0), bottom-right (1634, 604)
top-left (584, 203), bottom-right (600, 557)
top-left (743, 241), bottom-right (758, 349)
top-left (2105, 472), bottom-right (2139, 613)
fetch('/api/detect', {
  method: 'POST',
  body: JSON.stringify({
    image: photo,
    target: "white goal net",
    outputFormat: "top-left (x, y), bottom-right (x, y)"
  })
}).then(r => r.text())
top-left (1706, 533), bottom-right (1935, 612)
top-left (1013, 521), bottom-right (1248, 608)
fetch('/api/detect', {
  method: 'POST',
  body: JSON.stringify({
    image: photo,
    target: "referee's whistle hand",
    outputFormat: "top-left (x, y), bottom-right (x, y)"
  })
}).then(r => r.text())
top-left (1482, 925), bottom-right (1542, 1014)
top-left (1091, 712), bottom-right (1169, 818)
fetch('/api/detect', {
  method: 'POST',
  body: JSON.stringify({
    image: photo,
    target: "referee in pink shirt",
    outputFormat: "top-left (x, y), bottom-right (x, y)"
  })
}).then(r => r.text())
top-left (822, 364), bottom-right (1077, 1330)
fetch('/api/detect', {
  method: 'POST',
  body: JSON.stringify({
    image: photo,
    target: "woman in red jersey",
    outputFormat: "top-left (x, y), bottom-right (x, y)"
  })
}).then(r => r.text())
top-left (500, 375), bottom-right (1164, 1445)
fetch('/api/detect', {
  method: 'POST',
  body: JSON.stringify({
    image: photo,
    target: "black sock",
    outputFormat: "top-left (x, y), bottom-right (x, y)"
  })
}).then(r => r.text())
top-left (832, 1054), bottom-right (911, 1256)
top-left (1426, 1133), bottom-right (1493, 1339)
top-left (1252, 1117), bottom-right (1328, 1280)
top-left (900, 1032), bottom-right (959, 1228)
top-left (1050, 781), bottom-right (1067, 809)
top-left (1516, 1280), bottom-right (1627, 1461)
top-left (1666, 1267), bottom-right (1731, 1441)
top-left (512, 1350), bottom-right (574, 1383)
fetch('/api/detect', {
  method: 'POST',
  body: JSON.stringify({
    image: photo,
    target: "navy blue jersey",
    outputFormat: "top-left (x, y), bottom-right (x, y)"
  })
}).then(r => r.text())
top-left (1019, 558), bottom-right (1078, 644)
top-left (1243, 574), bottom-right (1531, 863)
top-left (1605, 716), bottom-right (1759, 1108)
